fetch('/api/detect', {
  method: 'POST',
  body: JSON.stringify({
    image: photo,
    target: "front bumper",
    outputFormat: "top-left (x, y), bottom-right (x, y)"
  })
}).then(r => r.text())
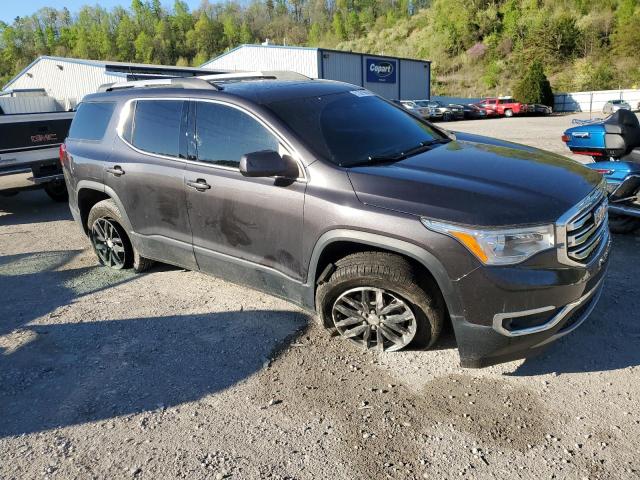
top-left (450, 232), bottom-right (610, 368)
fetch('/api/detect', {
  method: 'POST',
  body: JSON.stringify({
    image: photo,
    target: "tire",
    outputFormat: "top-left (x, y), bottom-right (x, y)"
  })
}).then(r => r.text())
top-left (608, 214), bottom-right (640, 234)
top-left (316, 251), bottom-right (444, 352)
top-left (504, 109), bottom-right (513, 117)
top-left (87, 199), bottom-right (154, 272)
top-left (44, 180), bottom-right (68, 202)
top-left (443, 112), bottom-right (452, 122)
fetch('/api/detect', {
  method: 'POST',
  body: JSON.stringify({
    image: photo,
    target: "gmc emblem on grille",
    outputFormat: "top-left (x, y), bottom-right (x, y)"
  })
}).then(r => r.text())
top-left (593, 203), bottom-right (607, 227)
top-left (31, 133), bottom-right (57, 143)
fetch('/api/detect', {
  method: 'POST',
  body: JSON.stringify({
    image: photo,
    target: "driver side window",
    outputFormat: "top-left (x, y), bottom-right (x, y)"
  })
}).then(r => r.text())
top-left (194, 101), bottom-right (279, 168)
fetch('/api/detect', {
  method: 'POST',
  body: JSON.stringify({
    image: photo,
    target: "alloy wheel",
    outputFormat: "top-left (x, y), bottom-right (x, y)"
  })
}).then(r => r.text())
top-left (331, 287), bottom-right (417, 352)
top-left (91, 218), bottom-right (127, 269)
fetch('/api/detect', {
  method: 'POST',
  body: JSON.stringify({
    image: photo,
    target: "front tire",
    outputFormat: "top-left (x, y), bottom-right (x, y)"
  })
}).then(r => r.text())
top-left (609, 214), bottom-right (640, 234)
top-left (316, 252), bottom-right (444, 352)
top-left (87, 199), bottom-right (154, 272)
top-left (504, 109), bottom-right (513, 117)
top-left (44, 180), bottom-right (68, 202)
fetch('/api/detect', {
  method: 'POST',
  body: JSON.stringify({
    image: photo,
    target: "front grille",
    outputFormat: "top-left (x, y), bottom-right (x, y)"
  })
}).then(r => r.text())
top-left (558, 185), bottom-right (609, 266)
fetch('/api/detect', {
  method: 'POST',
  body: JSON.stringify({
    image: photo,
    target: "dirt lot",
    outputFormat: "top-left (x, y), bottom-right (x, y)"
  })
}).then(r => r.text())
top-left (1, 113), bottom-right (639, 480)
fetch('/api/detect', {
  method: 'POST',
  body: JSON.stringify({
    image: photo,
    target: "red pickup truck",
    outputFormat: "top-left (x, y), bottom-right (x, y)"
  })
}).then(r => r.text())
top-left (478, 97), bottom-right (527, 117)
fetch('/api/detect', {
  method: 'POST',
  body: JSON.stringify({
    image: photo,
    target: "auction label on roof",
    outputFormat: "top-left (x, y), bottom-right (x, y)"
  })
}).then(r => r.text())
top-left (366, 58), bottom-right (397, 84)
top-left (350, 89), bottom-right (375, 97)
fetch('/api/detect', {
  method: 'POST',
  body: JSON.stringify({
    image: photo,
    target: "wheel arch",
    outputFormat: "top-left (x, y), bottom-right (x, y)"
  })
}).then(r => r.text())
top-left (76, 181), bottom-right (134, 235)
top-left (304, 229), bottom-right (462, 319)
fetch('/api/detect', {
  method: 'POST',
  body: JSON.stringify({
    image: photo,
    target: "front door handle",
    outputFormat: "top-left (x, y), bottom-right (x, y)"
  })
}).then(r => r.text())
top-left (186, 179), bottom-right (211, 191)
top-left (106, 166), bottom-right (125, 176)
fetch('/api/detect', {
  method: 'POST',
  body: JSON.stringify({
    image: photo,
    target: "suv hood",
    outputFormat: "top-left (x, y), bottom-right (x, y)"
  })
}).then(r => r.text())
top-left (347, 132), bottom-right (602, 226)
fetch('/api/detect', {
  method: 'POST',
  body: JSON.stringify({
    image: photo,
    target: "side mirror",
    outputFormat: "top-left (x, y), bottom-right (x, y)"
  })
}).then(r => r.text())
top-left (239, 150), bottom-right (297, 178)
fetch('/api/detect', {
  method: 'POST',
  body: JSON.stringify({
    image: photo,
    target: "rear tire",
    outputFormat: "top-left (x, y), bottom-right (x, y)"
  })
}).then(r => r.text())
top-left (316, 251), bottom-right (444, 352)
top-left (87, 199), bottom-right (154, 272)
top-left (44, 180), bottom-right (68, 202)
top-left (609, 214), bottom-right (640, 234)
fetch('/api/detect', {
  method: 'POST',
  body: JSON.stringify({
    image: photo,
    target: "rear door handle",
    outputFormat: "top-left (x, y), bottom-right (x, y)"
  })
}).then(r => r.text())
top-left (186, 179), bottom-right (211, 191)
top-left (106, 166), bottom-right (125, 176)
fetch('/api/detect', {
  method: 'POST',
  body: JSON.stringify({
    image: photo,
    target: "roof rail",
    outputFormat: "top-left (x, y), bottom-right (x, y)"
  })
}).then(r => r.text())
top-left (196, 70), bottom-right (311, 83)
top-left (98, 77), bottom-right (219, 92)
top-left (97, 70), bottom-right (311, 93)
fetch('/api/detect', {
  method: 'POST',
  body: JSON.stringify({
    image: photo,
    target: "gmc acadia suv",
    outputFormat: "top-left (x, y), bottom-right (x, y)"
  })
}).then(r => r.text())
top-left (61, 74), bottom-right (610, 367)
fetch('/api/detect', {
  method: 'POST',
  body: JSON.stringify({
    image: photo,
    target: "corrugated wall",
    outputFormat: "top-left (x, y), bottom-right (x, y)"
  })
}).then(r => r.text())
top-left (0, 96), bottom-right (60, 114)
top-left (320, 51), bottom-right (361, 86)
top-left (6, 58), bottom-right (121, 107)
top-left (202, 46), bottom-right (320, 78)
top-left (399, 60), bottom-right (430, 100)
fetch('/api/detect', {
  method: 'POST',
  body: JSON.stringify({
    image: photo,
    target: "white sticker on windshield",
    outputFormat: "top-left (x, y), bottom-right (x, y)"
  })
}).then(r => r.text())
top-left (350, 89), bottom-right (374, 97)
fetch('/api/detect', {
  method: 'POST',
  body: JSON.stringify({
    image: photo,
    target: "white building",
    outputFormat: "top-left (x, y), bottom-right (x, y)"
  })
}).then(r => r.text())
top-left (2, 56), bottom-right (221, 109)
top-left (201, 44), bottom-right (431, 100)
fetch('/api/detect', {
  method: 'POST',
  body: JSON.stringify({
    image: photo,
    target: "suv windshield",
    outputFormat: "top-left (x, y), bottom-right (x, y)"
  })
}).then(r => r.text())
top-left (267, 91), bottom-right (446, 167)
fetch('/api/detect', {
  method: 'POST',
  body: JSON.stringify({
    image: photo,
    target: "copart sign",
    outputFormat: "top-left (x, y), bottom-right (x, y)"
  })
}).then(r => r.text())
top-left (366, 59), bottom-right (397, 84)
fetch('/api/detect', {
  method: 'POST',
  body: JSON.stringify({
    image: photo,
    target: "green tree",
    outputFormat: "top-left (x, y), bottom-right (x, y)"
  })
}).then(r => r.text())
top-left (513, 60), bottom-right (554, 106)
top-left (134, 31), bottom-right (154, 63)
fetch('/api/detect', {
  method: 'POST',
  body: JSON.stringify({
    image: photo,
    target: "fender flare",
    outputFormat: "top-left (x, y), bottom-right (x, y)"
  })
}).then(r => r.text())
top-left (303, 229), bottom-right (463, 317)
top-left (76, 180), bottom-right (134, 234)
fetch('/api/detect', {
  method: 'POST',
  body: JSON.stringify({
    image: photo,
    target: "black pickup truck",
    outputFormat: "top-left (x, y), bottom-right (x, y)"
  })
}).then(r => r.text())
top-left (0, 110), bottom-right (74, 201)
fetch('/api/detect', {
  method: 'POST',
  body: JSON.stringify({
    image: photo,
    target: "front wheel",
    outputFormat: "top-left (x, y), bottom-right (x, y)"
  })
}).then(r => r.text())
top-left (87, 199), bottom-right (154, 272)
top-left (609, 214), bottom-right (640, 234)
top-left (44, 180), bottom-right (68, 202)
top-left (504, 109), bottom-right (513, 117)
top-left (316, 252), bottom-right (444, 352)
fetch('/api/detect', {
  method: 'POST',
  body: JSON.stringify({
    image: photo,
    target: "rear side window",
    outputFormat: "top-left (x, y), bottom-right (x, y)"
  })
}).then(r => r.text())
top-left (68, 102), bottom-right (115, 140)
top-left (194, 102), bottom-right (279, 168)
top-left (131, 100), bottom-right (185, 158)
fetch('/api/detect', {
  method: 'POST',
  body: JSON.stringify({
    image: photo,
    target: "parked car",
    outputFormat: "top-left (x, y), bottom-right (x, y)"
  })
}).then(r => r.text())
top-left (399, 100), bottom-right (430, 118)
top-left (412, 100), bottom-right (463, 121)
top-left (479, 97), bottom-right (526, 117)
top-left (527, 104), bottom-right (553, 116)
top-left (461, 104), bottom-right (487, 119)
top-left (472, 103), bottom-right (498, 118)
top-left (603, 99), bottom-right (631, 115)
top-left (0, 90), bottom-right (73, 201)
top-left (62, 75), bottom-right (609, 368)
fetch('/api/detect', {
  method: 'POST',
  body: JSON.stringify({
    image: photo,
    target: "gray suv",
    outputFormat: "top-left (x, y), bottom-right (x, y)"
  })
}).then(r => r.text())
top-left (61, 75), bottom-right (610, 367)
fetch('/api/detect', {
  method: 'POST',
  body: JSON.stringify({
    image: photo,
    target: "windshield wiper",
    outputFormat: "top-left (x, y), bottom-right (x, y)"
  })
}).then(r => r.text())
top-left (348, 138), bottom-right (450, 167)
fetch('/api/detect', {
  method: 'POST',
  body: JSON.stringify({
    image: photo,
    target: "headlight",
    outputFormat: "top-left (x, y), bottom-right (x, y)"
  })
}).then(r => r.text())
top-left (422, 219), bottom-right (555, 265)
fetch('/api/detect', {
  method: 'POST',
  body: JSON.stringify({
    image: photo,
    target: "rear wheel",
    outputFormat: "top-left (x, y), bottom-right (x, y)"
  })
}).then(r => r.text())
top-left (87, 199), bottom-right (154, 272)
top-left (316, 252), bottom-right (444, 352)
top-left (44, 180), bottom-right (68, 202)
top-left (609, 214), bottom-right (640, 234)
top-left (504, 109), bottom-right (513, 117)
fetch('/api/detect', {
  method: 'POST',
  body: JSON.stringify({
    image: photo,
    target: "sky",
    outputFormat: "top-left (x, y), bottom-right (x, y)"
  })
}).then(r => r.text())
top-left (1, 0), bottom-right (204, 23)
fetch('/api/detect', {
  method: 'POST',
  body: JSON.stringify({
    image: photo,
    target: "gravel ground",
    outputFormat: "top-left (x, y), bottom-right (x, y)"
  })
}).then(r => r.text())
top-left (1, 113), bottom-right (639, 479)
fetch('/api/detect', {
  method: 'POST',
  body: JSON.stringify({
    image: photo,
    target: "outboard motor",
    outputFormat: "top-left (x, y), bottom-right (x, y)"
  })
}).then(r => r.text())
top-left (563, 109), bottom-right (640, 233)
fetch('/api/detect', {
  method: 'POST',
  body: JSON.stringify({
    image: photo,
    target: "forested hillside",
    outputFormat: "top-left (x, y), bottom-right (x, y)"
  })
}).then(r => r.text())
top-left (1, 0), bottom-right (639, 96)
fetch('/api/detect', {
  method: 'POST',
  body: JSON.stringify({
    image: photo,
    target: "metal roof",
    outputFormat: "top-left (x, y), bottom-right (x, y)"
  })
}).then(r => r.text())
top-left (3, 56), bottom-right (224, 90)
top-left (201, 44), bottom-right (431, 68)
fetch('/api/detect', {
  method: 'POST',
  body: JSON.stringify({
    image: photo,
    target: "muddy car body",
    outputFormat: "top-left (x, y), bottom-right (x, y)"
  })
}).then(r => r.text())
top-left (62, 76), bottom-right (609, 367)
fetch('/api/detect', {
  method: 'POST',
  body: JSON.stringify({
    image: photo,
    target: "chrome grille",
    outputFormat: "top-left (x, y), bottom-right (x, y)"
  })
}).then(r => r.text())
top-left (557, 184), bottom-right (609, 266)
